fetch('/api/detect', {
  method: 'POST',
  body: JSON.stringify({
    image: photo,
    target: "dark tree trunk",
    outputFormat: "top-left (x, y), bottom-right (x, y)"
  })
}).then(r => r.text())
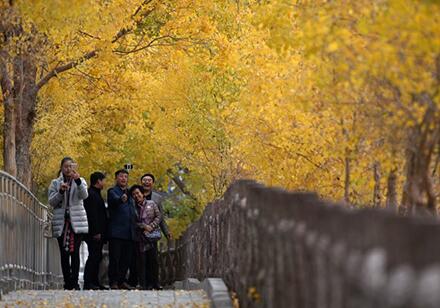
top-left (2, 95), bottom-right (17, 176)
top-left (13, 55), bottom-right (37, 187)
top-left (1, 51), bottom-right (38, 187)
top-left (373, 161), bottom-right (381, 208)
top-left (0, 51), bottom-right (17, 177)
top-left (401, 95), bottom-right (440, 216)
top-left (386, 169), bottom-right (398, 212)
top-left (344, 153), bottom-right (350, 204)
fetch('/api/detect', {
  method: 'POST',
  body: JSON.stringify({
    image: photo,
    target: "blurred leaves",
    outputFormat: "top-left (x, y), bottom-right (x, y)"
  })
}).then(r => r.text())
top-left (2, 0), bottom-right (440, 234)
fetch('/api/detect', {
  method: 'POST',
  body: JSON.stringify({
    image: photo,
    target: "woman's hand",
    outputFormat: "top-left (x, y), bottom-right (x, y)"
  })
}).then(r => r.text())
top-left (60, 182), bottom-right (70, 192)
top-left (145, 225), bottom-right (153, 232)
top-left (71, 170), bottom-right (80, 180)
top-left (137, 223), bottom-right (147, 230)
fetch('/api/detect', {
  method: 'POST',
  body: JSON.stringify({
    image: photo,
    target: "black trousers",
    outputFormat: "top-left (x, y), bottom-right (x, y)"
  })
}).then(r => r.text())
top-left (57, 234), bottom-right (82, 289)
top-left (129, 241), bottom-right (159, 289)
top-left (128, 242), bottom-right (146, 289)
top-left (84, 238), bottom-right (104, 287)
top-left (145, 241), bottom-right (159, 288)
top-left (108, 238), bottom-right (133, 285)
top-left (128, 244), bottom-right (138, 287)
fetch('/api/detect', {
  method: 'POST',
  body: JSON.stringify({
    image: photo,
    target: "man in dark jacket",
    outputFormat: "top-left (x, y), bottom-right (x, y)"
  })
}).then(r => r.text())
top-left (83, 172), bottom-right (107, 290)
top-left (107, 169), bottom-right (136, 290)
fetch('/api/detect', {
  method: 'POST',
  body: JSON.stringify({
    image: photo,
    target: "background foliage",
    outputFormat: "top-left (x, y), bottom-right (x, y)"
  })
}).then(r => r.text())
top-left (1, 0), bottom-right (440, 235)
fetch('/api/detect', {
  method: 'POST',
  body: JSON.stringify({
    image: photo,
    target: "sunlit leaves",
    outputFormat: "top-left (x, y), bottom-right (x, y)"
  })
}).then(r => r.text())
top-left (3, 0), bottom-right (439, 230)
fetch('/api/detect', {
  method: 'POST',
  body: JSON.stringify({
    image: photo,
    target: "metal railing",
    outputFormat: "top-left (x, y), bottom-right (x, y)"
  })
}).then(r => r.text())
top-left (0, 171), bottom-right (63, 294)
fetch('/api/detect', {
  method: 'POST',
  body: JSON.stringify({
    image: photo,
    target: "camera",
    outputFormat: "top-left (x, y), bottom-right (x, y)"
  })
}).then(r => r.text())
top-left (124, 163), bottom-right (133, 171)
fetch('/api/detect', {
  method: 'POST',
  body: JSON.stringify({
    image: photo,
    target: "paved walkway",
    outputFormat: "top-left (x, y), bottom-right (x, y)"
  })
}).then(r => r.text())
top-left (0, 290), bottom-right (210, 307)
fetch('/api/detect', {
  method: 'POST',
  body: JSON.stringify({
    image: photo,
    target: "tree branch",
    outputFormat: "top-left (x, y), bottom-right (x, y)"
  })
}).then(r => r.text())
top-left (113, 35), bottom-right (180, 55)
top-left (133, 0), bottom-right (155, 17)
top-left (0, 50), bottom-right (13, 101)
top-left (115, 34), bottom-right (210, 56)
top-left (34, 0), bottom-right (158, 88)
top-left (263, 139), bottom-right (327, 171)
top-left (78, 30), bottom-right (101, 40)
top-left (112, 28), bottom-right (132, 44)
top-left (111, 1), bottom-right (156, 43)
top-left (36, 50), bottom-right (97, 89)
top-left (380, 77), bottom-right (418, 124)
top-left (166, 168), bottom-right (198, 201)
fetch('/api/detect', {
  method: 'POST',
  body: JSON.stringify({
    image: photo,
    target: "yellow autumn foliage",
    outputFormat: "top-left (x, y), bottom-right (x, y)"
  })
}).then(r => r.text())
top-left (1, 0), bottom-right (440, 233)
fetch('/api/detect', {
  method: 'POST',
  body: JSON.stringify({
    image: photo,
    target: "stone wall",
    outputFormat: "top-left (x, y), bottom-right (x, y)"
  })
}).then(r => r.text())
top-left (159, 180), bottom-right (440, 308)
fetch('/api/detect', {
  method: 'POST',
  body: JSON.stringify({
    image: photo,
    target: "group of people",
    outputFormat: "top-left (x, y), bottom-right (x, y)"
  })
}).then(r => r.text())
top-left (48, 157), bottom-right (171, 291)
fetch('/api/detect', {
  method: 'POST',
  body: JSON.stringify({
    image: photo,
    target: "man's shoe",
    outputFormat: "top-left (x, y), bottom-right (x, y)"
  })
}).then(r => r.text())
top-left (72, 284), bottom-right (81, 290)
top-left (63, 283), bottom-right (72, 290)
top-left (99, 285), bottom-right (110, 290)
top-left (152, 284), bottom-right (163, 290)
top-left (110, 283), bottom-right (119, 290)
top-left (84, 283), bottom-right (100, 290)
top-left (119, 282), bottom-right (135, 290)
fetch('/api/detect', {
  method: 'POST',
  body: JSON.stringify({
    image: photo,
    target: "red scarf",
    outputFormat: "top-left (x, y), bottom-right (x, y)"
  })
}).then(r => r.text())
top-left (62, 178), bottom-right (75, 253)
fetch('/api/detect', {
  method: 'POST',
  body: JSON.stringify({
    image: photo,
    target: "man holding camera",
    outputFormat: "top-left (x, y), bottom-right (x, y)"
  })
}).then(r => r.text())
top-left (107, 169), bottom-right (136, 290)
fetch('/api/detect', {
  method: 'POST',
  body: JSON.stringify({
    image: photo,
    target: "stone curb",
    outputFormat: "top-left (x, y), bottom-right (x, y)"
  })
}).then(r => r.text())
top-left (174, 278), bottom-right (233, 308)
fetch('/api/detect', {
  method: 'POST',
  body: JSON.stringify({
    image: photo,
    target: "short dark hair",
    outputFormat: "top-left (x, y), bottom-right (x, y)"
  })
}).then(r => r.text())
top-left (115, 169), bottom-right (129, 178)
top-left (129, 184), bottom-right (144, 196)
top-left (140, 173), bottom-right (155, 183)
top-left (90, 172), bottom-right (106, 186)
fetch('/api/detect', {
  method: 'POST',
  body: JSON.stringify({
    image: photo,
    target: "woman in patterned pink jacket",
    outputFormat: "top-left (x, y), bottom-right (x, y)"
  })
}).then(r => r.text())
top-left (130, 184), bottom-right (161, 289)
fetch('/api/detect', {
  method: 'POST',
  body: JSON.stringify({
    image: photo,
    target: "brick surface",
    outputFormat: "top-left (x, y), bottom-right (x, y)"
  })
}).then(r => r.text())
top-left (0, 290), bottom-right (211, 307)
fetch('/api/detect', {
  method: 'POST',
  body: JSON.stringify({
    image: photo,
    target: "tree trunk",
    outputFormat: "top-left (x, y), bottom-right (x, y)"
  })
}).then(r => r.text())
top-left (401, 97), bottom-right (440, 216)
top-left (344, 152), bottom-right (350, 204)
top-left (1, 51), bottom-right (37, 186)
top-left (386, 169), bottom-right (398, 212)
top-left (14, 55), bottom-right (37, 187)
top-left (2, 95), bottom-right (17, 176)
top-left (0, 51), bottom-right (17, 177)
top-left (373, 161), bottom-right (381, 208)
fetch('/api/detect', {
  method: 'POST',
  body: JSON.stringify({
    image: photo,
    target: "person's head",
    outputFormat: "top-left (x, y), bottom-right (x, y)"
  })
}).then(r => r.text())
top-left (115, 169), bottom-right (129, 188)
top-left (90, 172), bottom-right (106, 190)
top-left (140, 173), bottom-right (155, 192)
top-left (59, 157), bottom-right (75, 178)
top-left (129, 184), bottom-right (144, 204)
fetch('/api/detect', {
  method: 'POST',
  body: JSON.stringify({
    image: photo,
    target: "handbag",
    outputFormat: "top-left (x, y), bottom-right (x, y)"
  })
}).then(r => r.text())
top-left (144, 229), bottom-right (161, 241)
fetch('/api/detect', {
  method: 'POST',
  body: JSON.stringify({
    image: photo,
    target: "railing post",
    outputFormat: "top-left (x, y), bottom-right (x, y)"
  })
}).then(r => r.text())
top-left (0, 171), bottom-right (62, 295)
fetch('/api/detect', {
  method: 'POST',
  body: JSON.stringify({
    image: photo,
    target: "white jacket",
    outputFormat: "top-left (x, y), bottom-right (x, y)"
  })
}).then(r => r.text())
top-left (48, 175), bottom-right (89, 238)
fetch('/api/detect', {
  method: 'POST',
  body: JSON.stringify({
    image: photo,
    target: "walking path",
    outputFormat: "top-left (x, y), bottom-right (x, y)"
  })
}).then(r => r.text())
top-left (0, 290), bottom-right (211, 307)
